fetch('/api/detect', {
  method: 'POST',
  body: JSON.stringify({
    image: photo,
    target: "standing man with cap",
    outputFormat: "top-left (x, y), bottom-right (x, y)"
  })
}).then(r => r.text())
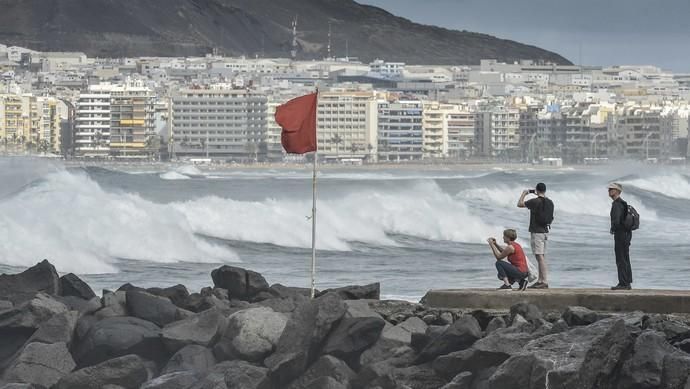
top-left (518, 182), bottom-right (554, 289)
top-left (609, 182), bottom-right (632, 290)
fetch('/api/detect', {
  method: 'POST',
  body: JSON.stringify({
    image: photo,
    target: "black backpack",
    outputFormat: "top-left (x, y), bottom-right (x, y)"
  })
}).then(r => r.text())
top-left (535, 197), bottom-right (554, 229)
top-left (622, 202), bottom-right (640, 231)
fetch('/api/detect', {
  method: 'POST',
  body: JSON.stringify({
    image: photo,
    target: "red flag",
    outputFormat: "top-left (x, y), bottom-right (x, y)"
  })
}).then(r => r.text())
top-left (275, 92), bottom-right (318, 154)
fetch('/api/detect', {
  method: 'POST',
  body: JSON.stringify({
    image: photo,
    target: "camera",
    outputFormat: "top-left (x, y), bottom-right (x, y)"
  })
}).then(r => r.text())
top-left (528, 189), bottom-right (536, 194)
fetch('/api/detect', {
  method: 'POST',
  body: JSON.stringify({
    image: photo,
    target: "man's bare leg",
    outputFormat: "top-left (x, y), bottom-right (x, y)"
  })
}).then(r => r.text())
top-left (536, 254), bottom-right (547, 284)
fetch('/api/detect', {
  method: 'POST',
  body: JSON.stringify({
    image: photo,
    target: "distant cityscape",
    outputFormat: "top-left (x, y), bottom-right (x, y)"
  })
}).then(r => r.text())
top-left (1, 43), bottom-right (689, 165)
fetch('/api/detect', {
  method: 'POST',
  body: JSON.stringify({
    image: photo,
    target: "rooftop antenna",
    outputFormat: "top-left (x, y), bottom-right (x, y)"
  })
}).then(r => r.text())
top-left (291, 15), bottom-right (298, 60)
top-left (327, 21), bottom-right (332, 60)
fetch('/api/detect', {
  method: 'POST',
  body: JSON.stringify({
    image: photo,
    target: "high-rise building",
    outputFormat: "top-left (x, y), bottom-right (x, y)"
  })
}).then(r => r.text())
top-left (1, 94), bottom-right (65, 154)
top-left (75, 81), bottom-right (156, 158)
top-left (172, 88), bottom-right (267, 160)
top-left (446, 109), bottom-right (477, 159)
top-left (377, 100), bottom-right (423, 161)
top-left (75, 89), bottom-right (111, 158)
top-left (317, 90), bottom-right (378, 162)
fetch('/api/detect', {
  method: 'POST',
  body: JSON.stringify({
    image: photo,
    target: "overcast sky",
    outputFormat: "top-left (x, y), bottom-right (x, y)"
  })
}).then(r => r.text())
top-left (358, 0), bottom-right (690, 72)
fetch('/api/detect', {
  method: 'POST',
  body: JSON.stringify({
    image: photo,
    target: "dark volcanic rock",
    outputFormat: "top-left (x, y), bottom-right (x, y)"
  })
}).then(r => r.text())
top-left (59, 273), bottom-right (96, 300)
top-left (433, 326), bottom-right (537, 380)
top-left (561, 319), bottom-right (634, 389)
top-left (618, 330), bottom-right (678, 389)
top-left (440, 371), bottom-right (473, 389)
top-left (161, 307), bottom-right (227, 353)
top-left (489, 318), bottom-right (630, 389)
top-left (126, 290), bottom-right (190, 327)
top-left (661, 352), bottom-right (690, 389)
top-left (74, 316), bottom-right (167, 367)
top-left (3, 342), bottom-right (75, 388)
top-left (211, 266), bottom-right (269, 300)
top-left (368, 300), bottom-right (425, 324)
top-left (162, 344), bottom-right (217, 375)
top-left (0, 292), bottom-right (68, 330)
top-left (316, 283), bottom-right (380, 300)
top-left (0, 260), bottom-right (60, 305)
top-left (509, 302), bottom-right (542, 323)
top-left (214, 307), bottom-right (287, 362)
top-left (322, 316), bottom-right (385, 366)
top-left (0, 0), bottom-right (571, 65)
top-left (303, 376), bottom-right (347, 389)
top-left (146, 285), bottom-right (190, 308)
top-left (26, 310), bottom-right (78, 346)
top-left (54, 354), bottom-right (150, 389)
top-left (140, 371), bottom-right (202, 389)
top-left (416, 315), bottom-right (482, 363)
top-left (264, 293), bottom-right (346, 386)
top-left (392, 363), bottom-right (447, 389)
top-left (287, 355), bottom-right (355, 389)
top-left (222, 360), bottom-right (269, 389)
top-left (562, 306), bottom-right (600, 327)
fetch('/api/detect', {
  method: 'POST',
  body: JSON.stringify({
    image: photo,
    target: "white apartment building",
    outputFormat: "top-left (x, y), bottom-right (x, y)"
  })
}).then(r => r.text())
top-left (370, 60), bottom-right (405, 77)
top-left (172, 88), bottom-right (267, 160)
top-left (317, 90), bottom-right (378, 162)
top-left (378, 100), bottom-right (424, 161)
top-left (75, 81), bottom-right (155, 158)
top-left (490, 107), bottom-right (520, 155)
top-left (75, 90), bottom-right (111, 158)
top-left (447, 110), bottom-right (477, 159)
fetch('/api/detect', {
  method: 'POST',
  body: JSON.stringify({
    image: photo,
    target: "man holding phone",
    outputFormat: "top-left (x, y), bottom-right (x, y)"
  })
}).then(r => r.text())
top-left (518, 183), bottom-right (554, 289)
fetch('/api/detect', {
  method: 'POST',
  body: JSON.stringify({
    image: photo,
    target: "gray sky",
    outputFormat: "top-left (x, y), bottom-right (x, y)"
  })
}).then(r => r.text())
top-left (358, 0), bottom-right (690, 72)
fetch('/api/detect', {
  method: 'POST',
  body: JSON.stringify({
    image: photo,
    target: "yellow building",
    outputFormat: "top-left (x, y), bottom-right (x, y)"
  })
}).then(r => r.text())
top-left (0, 94), bottom-right (66, 154)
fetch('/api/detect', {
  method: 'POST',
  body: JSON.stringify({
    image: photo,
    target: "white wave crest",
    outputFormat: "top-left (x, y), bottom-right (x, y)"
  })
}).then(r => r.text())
top-left (160, 171), bottom-right (191, 180)
top-left (457, 185), bottom-right (658, 220)
top-left (174, 181), bottom-right (500, 250)
top-left (622, 173), bottom-right (690, 200)
top-left (0, 170), bottom-right (236, 274)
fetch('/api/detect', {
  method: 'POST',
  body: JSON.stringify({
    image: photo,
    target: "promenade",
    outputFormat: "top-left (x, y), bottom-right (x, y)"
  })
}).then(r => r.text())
top-left (422, 288), bottom-right (690, 314)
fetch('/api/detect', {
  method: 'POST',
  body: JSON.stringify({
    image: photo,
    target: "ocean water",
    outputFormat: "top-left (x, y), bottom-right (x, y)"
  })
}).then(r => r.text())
top-left (1, 157), bottom-right (690, 301)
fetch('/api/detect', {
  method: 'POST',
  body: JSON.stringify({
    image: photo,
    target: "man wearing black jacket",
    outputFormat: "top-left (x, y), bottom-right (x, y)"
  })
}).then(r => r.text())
top-left (608, 182), bottom-right (632, 290)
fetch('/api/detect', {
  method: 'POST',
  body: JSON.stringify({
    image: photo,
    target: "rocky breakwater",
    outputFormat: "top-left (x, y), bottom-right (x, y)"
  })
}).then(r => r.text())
top-left (2, 260), bottom-right (690, 388)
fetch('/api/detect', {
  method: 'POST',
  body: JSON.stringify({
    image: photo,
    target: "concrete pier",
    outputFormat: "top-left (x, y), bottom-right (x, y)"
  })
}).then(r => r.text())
top-left (422, 289), bottom-right (690, 314)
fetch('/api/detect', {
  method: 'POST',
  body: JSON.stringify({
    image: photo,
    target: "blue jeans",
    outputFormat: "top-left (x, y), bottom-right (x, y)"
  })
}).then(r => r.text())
top-left (496, 261), bottom-right (527, 284)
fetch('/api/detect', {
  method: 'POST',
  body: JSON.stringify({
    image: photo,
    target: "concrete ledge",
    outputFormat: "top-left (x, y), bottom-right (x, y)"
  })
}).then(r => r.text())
top-left (422, 289), bottom-right (690, 314)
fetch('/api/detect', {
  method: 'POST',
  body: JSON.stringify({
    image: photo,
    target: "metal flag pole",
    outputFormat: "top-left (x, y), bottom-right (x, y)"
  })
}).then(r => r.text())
top-left (310, 149), bottom-right (317, 298)
top-left (310, 89), bottom-right (319, 299)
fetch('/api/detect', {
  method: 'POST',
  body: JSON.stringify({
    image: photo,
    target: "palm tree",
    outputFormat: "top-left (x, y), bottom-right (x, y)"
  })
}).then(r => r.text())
top-left (331, 134), bottom-right (343, 159)
top-left (349, 143), bottom-right (359, 158)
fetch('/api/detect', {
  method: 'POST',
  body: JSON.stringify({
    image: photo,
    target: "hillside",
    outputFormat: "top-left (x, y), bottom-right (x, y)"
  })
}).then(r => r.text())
top-left (0, 0), bottom-right (572, 65)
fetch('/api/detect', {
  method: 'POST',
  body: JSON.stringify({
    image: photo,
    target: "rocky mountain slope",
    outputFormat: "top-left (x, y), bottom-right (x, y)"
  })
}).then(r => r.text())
top-left (0, 0), bottom-right (571, 65)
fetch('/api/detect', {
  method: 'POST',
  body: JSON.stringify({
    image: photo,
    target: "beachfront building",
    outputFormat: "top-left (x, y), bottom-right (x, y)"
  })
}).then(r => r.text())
top-left (490, 106), bottom-right (520, 158)
top-left (0, 94), bottom-right (65, 155)
top-left (377, 100), bottom-right (423, 161)
top-left (108, 82), bottom-right (156, 159)
top-left (75, 88), bottom-right (111, 158)
top-left (75, 80), bottom-right (155, 159)
top-left (607, 106), bottom-right (663, 160)
top-left (317, 90), bottom-right (378, 162)
top-left (422, 101), bottom-right (451, 159)
top-left (172, 87), bottom-right (267, 161)
top-left (446, 109), bottom-right (478, 159)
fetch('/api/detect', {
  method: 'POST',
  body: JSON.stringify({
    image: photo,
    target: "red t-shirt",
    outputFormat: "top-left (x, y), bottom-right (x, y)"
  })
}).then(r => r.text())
top-left (508, 242), bottom-right (528, 273)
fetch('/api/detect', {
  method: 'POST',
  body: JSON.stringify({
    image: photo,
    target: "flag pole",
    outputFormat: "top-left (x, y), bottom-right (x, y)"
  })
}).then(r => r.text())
top-left (310, 89), bottom-right (319, 299)
top-left (310, 149), bottom-right (317, 298)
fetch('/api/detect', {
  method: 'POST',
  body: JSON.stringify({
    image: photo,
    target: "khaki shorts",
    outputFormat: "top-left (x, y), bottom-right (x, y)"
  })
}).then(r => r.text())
top-left (531, 233), bottom-right (548, 256)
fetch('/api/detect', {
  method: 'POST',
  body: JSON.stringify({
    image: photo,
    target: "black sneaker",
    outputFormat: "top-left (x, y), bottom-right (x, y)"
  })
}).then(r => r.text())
top-left (530, 282), bottom-right (549, 289)
top-left (611, 284), bottom-right (631, 290)
top-left (518, 279), bottom-right (528, 291)
top-left (498, 284), bottom-right (512, 290)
